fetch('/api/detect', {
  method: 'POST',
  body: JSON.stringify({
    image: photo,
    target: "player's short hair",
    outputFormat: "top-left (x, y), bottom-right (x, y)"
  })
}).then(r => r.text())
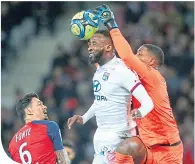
top-left (96, 30), bottom-right (111, 38)
top-left (143, 44), bottom-right (165, 66)
top-left (96, 29), bottom-right (114, 47)
top-left (16, 93), bottom-right (39, 121)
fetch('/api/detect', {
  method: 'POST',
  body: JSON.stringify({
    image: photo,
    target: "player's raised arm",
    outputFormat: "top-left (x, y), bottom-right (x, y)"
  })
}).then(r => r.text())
top-left (47, 121), bottom-right (70, 164)
top-left (110, 29), bottom-right (148, 78)
top-left (92, 4), bottom-right (149, 79)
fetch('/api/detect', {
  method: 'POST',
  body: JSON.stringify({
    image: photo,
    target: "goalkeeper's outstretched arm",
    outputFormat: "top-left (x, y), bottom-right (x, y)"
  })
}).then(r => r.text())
top-left (110, 29), bottom-right (148, 79)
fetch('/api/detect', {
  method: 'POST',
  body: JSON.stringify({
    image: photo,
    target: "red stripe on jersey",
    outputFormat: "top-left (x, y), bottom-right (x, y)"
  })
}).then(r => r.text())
top-left (130, 82), bottom-right (141, 93)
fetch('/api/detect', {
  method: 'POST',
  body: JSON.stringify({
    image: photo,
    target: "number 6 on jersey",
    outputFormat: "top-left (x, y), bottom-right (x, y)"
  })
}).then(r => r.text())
top-left (19, 142), bottom-right (32, 164)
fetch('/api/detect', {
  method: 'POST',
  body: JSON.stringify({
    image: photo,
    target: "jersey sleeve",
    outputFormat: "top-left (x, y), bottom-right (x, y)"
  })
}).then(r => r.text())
top-left (47, 121), bottom-right (64, 151)
top-left (82, 102), bottom-right (96, 124)
top-left (110, 29), bottom-right (152, 81)
top-left (132, 84), bottom-right (154, 117)
top-left (120, 67), bottom-right (141, 93)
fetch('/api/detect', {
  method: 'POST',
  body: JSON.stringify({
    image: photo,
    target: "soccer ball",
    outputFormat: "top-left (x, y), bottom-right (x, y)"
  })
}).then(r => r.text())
top-left (70, 11), bottom-right (99, 40)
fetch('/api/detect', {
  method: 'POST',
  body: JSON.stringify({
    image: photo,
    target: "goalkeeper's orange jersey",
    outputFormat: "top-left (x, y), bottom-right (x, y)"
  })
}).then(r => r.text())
top-left (110, 29), bottom-right (181, 146)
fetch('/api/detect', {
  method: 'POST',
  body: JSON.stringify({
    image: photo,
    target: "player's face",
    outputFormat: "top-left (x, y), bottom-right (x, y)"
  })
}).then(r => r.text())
top-left (30, 97), bottom-right (48, 120)
top-left (136, 46), bottom-right (153, 65)
top-left (64, 147), bottom-right (75, 162)
top-left (88, 34), bottom-right (105, 64)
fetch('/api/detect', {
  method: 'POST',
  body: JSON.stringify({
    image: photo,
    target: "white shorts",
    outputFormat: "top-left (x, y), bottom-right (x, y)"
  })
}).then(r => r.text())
top-left (92, 128), bottom-right (136, 164)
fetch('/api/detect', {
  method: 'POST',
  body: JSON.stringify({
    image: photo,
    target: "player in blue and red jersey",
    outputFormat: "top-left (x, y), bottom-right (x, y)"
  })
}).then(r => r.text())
top-left (8, 93), bottom-right (70, 164)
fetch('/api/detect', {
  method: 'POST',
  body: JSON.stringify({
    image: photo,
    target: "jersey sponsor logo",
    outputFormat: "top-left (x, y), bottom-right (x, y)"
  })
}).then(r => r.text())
top-left (102, 72), bottom-right (110, 81)
top-left (93, 80), bottom-right (101, 92)
top-left (94, 95), bottom-right (107, 101)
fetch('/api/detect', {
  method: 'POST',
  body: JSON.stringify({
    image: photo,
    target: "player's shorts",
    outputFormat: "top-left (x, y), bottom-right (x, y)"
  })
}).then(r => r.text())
top-left (144, 140), bottom-right (183, 164)
top-left (93, 128), bottom-right (137, 164)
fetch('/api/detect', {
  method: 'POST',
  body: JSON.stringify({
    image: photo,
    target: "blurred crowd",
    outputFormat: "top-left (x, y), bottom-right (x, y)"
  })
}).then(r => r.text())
top-left (1, 1), bottom-right (66, 72)
top-left (1, 2), bottom-right (194, 164)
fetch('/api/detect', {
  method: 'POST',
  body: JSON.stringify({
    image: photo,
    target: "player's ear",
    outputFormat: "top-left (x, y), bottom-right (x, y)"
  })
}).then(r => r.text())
top-left (148, 57), bottom-right (156, 67)
top-left (105, 44), bottom-right (112, 52)
top-left (25, 107), bottom-right (33, 115)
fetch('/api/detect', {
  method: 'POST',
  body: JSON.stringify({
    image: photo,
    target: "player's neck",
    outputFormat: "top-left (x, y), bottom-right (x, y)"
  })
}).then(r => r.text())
top-left (25, 119), bottom-right (32, 124)
top-left (98, 53), bottom-right (115, 66)
top-left (25, 117), bottom-right (40, 124)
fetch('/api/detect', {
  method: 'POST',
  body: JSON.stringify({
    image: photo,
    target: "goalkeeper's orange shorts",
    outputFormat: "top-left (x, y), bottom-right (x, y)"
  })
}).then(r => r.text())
top-left (116, 140), bottom-right (183, 164)
top-left (144, 140), bottom-right (183, 164)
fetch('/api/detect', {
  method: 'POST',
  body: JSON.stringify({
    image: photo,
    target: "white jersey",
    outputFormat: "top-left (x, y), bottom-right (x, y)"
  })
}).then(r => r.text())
top-left (90, 56), bottom-right (140, 132)
top-left (82, 56), bottom-right (154, 163)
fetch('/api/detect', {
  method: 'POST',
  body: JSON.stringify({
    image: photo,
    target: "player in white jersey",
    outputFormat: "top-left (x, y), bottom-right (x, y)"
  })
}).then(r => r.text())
top-left (67, 30), bottom-right (154, 164)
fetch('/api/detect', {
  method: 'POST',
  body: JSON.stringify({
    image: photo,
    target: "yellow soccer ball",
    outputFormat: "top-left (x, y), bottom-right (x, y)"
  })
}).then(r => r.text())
top-left (70, 11), bottom-right (99, 40)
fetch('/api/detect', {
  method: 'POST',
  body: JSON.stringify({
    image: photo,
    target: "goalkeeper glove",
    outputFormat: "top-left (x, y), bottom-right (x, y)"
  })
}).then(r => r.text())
top-left (92, 4), bottom-right (118, 31)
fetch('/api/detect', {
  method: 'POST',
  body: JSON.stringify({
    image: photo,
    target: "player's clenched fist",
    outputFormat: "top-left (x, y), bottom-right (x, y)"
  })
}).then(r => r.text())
top-left (67, 115), bottom-right (83, 129)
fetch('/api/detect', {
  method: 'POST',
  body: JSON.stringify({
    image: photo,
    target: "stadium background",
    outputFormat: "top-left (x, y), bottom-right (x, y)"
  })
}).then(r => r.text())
top-left (1, 2), bottom-right (194, 164)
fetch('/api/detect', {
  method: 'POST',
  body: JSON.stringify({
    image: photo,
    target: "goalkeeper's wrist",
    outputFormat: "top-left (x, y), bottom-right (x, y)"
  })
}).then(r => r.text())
top-left (105, 19), bottom-right (118, 31)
